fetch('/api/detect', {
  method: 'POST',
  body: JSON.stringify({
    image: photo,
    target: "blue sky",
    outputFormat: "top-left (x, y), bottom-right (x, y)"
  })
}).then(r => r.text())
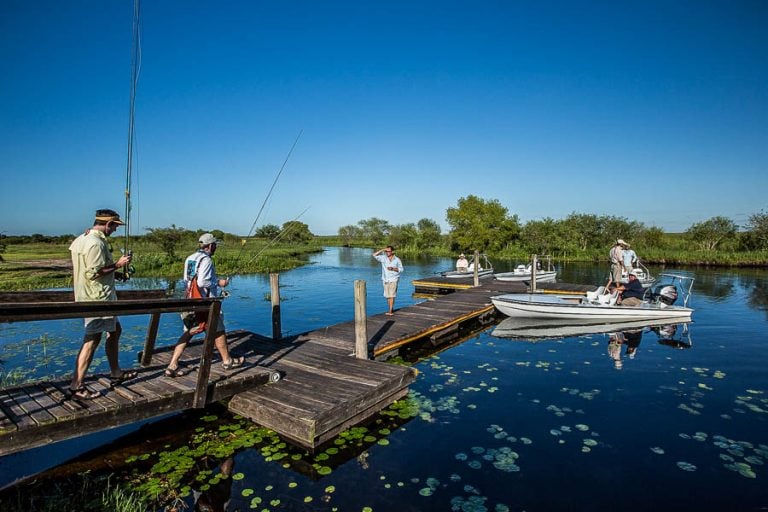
top-left (1, 1), bottom-right (766, 236)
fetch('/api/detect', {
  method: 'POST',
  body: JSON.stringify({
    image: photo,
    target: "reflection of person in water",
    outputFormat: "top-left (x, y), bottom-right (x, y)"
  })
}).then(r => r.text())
top-left (194, 457), bottom-right (234, 512)
top-left (652, 323), bottom-right (693, 349)
top-left (607, 329), bottom-right (644, 369)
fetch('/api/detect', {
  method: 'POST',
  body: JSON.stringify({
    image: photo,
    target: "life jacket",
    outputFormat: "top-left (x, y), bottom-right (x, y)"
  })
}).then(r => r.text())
top-left (184, 252), bottom-right (211, 332)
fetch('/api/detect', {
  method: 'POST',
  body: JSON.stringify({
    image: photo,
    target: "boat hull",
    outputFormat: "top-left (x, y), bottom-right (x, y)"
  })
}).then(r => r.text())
top-left (491, 293), bottom-right (693, 321)
top-left (442, 269), bottom-right (494, 279)
top-left (494, 270), bottom-right (557, 282)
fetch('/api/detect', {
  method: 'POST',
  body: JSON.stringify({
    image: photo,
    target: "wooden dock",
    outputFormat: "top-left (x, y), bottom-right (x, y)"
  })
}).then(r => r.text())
top-left (0, 276), bottom-right (595, 456)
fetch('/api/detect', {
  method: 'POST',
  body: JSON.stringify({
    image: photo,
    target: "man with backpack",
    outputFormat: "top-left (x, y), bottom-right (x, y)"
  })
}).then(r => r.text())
top-left (165, 233), bottom-right (244, 377)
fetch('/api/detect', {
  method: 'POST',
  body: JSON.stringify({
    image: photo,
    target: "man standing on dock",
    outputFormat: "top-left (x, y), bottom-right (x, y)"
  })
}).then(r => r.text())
top-left (68, 209), bottom-right (136, 400)
top-left (373, 245), bottom-right (403, 316)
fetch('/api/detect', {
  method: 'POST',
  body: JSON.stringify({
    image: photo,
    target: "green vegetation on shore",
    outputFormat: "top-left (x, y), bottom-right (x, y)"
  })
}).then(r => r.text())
top-left (2, 198), bottom-right (767, 291)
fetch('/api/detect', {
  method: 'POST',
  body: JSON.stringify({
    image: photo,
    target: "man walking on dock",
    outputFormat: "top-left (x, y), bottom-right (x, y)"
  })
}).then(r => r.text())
top-left (373, 245), bottom-right (403, 316)
top-left (68, 209), bottom-right (136, 400)
top-left (165, 233), bottom-right (244, 376)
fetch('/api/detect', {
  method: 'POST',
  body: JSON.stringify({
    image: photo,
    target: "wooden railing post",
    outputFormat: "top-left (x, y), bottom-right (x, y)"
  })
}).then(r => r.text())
top-left (270, 273), bottom-right (281, 340)
top-left (193, 300), bottom-right (221, 408)
top-left (531, 254), bottom-right (538, 293)
top-left (140, 312), bottom-right (161, 366)
top-left (473, 250), bottom-right (480, 287)
top-left (354, 280), bottom-right (368, 359)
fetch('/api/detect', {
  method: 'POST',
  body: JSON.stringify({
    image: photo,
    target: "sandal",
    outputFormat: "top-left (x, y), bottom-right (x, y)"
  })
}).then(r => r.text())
top-left (69, 386), bottom-right (100, 400)
top-left (109, 369), bottom-right (138, 386)
top-left (164, 367), bottom-right (189, 378)
top-left (222, 356), bottom-right (245, 370)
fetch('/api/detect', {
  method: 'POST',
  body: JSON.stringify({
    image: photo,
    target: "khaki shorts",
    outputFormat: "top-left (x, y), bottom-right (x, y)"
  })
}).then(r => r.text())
top-left (84, 317), bottom-right (117, 335)
top-left (383, 281), bottom-right (399, 298)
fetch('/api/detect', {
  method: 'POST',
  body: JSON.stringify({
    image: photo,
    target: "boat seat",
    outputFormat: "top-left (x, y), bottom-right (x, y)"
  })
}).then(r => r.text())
top-left (585, 286), bottom-right (606, 303)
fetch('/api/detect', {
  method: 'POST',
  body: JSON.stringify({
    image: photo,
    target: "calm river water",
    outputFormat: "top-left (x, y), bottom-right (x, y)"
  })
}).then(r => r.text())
top-left (1, 247), bottom-right (767, 511)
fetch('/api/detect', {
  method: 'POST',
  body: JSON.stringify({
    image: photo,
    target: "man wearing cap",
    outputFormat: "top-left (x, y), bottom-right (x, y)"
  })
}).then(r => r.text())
top-left (68, 208), bottom-right (136, 399)
top-left (622, 242), bottom-right (638, 271)
top-left (609, 240), bottom-right (627, 283)
top-left (456, 253), bottom-right (468, 272)
top-left (617, 269), bottom-right (645, 306)
top-left (165, 233), bottom-right (244, 376)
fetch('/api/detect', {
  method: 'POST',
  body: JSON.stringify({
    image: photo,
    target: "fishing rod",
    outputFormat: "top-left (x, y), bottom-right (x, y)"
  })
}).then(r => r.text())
top-left (121, 0), bottom-right (141, 280)
top-left (229, 206), bottom-right (311, 277)
top-left (233, 129), bottom-right (303, 266)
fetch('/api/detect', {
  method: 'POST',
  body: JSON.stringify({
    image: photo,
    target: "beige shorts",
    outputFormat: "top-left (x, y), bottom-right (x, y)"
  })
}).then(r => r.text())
top-left (383, 281), bottom-right (399, 298)
top-left (84, 317), bottom-right (118, 335)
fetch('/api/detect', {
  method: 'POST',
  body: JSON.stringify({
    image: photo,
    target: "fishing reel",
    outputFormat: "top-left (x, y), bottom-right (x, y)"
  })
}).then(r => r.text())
top-left (116, 250), bottom-right (136, 282)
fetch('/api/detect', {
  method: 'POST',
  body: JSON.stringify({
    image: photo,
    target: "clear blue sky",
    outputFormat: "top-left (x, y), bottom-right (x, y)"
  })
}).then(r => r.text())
top-left (2, 0), bottom-right (766, 236)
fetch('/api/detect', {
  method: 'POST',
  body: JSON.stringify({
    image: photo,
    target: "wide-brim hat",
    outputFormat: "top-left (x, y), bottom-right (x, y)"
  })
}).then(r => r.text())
top-left (629, 269), bottom-right (642, 277)
top-left (616, 239), bottom-right (628, 247)
top-left (95, 213), bottom-right (124, 225)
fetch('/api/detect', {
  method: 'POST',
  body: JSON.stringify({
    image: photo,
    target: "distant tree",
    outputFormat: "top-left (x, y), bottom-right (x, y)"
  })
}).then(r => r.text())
top-left (357, 217), bottom-right (391, 246)
top-left (520, 218), bottom-right (569, 255)
top-left (601, 216), bottom-right (644, 248)
top-left (562, 213), bottom-right (602, 251)
top-left (281, 220), bottom-right (313, 244)
top-left (0, 232), bottom-right (6, 262)
top-left (446, 195), bottom-right (519, 252)
top-left (254, 224), bottom-right (281, 239)
top-left (144, 225), bottom-right (188, 260)
top-left (635, 226), bottom-right (666, 250)
top-left (746, 210), bottom-right (768, 250)
top-left (416, 218), bottom-right (443, 249)
top-left (337, 225), bottom-right (361, 246)
top-left (389, 223), bottom-right (418, 248)
top-left (685, 216), bottom-right (738, 251)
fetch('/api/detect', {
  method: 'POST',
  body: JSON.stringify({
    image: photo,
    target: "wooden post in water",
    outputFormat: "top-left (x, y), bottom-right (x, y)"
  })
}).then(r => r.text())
top-left (193, 300), bottom-right (221, 408)
top-left (473, 249), bottom-right (480, 287)
top-left (139, 312), bottom-right (161, 366)
top-left (354, 280), bottom-right (368, 359)
top-left (270, 273), bottom-right (281, 340)
top-left (531, 254), bottom-right (538, 293)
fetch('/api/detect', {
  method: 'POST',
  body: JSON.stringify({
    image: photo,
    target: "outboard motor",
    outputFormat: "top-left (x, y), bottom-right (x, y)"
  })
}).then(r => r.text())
top-left (657, 285), bottom-right (678, 306)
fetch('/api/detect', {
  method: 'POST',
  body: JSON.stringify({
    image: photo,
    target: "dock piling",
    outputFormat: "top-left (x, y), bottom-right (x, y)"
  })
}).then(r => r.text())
top-left (354, 280), bottom-right (368, 359)
top-left (270, 273), bottom-right (281, 341)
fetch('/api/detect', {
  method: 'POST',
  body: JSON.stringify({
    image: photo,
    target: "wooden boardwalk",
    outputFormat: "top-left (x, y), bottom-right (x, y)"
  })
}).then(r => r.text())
top-left (0, 277), bottom-right (595, 455)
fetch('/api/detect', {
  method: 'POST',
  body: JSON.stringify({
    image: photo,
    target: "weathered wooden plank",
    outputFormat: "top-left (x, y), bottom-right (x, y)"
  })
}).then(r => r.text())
top-left (0, 397), bottom-right (19, 433)
top-left (6, 386), bottom-right (57, 426)
top-left (0, 390), bottom-right (37, 429)
top-left (96, 377), bottom-right (147, 404)
top-left (0, 290), bottom-right (168, 303)
top-left (23, 384), bottom-right (78, 423)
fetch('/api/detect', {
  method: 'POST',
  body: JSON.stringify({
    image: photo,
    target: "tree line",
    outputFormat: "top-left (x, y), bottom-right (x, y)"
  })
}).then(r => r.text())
top-left (337, 195), bottom-right (768, 260)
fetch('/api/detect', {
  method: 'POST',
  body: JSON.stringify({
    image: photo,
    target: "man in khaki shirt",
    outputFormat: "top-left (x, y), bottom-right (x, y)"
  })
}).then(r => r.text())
top-left (68, 209), bottom-right (135, 399)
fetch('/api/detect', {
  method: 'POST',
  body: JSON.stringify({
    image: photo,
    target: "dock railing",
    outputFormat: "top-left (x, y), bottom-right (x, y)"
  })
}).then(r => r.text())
top-left (0, 290), bottom-right (223, 408)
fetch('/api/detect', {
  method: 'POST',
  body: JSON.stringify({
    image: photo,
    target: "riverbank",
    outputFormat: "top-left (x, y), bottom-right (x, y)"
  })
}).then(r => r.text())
top-left (0, 241), bottom-right (323, 291)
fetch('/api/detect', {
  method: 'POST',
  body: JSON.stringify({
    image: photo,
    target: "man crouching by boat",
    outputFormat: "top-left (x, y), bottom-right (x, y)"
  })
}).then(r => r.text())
top-left (616, 269), bottom-right (644, 306)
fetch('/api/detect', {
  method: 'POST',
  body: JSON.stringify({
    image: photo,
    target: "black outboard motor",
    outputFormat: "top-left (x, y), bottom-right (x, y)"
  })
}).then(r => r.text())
top-left (655, 285), bottom-right (678, 306)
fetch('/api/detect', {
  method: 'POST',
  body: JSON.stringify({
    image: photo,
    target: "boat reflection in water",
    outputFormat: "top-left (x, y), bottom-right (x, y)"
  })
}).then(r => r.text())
top-left (491, 317), bottom-right (692, 369)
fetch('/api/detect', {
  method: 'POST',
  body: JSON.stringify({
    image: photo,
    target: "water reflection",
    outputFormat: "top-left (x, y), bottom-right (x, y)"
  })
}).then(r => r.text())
top-left (492, 317), bottom-right (694, 371)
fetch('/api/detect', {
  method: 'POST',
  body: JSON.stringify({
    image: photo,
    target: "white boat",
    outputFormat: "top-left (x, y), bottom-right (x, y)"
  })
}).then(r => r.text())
top-left (494, 264), bottom-right (556, 283)
top-left (491, 273), bottom-right (694, 322)
top-left (441, 254), bottom-right (494, 279)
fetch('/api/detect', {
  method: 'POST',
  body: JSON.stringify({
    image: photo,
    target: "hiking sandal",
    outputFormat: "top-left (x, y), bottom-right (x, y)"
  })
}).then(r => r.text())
top-left (109, 369), bottom-right (138, 387)
top-left (69, 386), bottom-right (100, 400)
top-left (222, 357), bottom-right (245, 370)
top-left (164, 367), bottom-right (189, 378)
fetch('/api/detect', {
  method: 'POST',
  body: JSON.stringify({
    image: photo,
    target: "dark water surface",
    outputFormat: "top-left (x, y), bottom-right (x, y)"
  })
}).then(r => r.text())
top-left (1, 248), bottom-right (767, 511)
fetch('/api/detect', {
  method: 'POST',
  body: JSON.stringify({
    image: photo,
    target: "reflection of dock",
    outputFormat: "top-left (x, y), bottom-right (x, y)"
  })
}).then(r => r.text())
top-left (0, 277), bottom-right (595, 456)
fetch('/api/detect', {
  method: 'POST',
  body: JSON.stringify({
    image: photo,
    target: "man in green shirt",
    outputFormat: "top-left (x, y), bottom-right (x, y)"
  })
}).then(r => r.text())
top-left (68, 209), bottom-right (135, 399)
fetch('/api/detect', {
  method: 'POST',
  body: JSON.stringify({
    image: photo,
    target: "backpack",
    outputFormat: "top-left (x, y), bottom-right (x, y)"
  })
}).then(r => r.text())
top-left (182, 253), bottom-right (211, 332)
